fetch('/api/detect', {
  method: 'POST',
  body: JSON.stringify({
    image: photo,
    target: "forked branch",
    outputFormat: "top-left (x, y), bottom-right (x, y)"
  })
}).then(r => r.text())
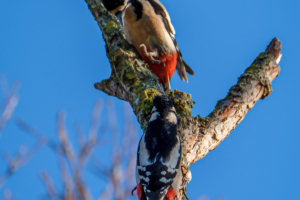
top-left (86, 0), bottom-right (281, 198)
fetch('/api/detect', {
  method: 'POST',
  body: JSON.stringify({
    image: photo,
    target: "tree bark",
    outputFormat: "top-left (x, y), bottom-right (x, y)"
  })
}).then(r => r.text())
top-left (86, 0), bottom-right (282, 199)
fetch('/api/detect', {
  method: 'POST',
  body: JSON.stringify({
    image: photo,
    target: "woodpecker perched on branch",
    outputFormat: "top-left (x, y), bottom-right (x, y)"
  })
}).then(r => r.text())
top-left (103, 0), bottom-right (194, 94)
top-left (132, 95), bottom-right (182, 200)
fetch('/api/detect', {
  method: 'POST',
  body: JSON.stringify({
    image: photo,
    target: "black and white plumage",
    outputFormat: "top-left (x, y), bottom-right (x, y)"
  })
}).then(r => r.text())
top-left (135, 95), bottom-right (182, 200)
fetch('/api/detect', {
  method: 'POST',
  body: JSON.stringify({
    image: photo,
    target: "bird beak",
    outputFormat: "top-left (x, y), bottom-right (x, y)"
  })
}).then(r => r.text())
top-left (115, 11), bottom-right (123, 26)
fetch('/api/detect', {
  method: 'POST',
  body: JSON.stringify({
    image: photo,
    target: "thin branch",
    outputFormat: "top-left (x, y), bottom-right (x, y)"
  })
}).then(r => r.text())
top-left (57, 111), bottom-right (76, 173)
top-left (40, 171), bottom-right (59, 199)
top-left (16, 119), bottom-right (58, 152)
top-left (90, 101), bottom-right (137, 200)
top-left (16, 101), bottom-right (115, 200)
top-left (0, 140), bottom-right (45, 189)
top-left (58, 156), bottom-right (75, 200)
top-left (79, 100), bottom-right (103, 167)
top-left (0, 80), bottom-right (20, 136)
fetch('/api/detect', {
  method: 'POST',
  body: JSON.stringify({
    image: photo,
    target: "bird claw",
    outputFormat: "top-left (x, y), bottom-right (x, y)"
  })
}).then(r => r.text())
top-left (182, 186), bottom-right (189, 200)
top-left (180, 165), bottom-right (192, 200)
top-left (140, 44), bottom-right (165, 66)
top-left (131, 186), bottom-right (137, 196)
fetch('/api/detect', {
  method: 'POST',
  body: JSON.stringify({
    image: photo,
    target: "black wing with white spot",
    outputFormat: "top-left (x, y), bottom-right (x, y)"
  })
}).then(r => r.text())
top-left (135, 95), bottom-right (182, 199)
top-left (136, 134), bottom-right (181, 198)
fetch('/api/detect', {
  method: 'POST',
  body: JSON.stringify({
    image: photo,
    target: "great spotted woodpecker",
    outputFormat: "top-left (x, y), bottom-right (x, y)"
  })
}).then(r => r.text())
top-left (102, 0), bottom-right (194, 94)
top-left (133, 95), bottom-right (182, 200)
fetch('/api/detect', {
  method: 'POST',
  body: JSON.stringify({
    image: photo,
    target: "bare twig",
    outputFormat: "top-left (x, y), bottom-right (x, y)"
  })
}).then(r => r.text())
top-left (16, 119), bottom-right (57, 151)
top-left (78, 100), bottom-right (103, 167)
top-left (0, 140), bottom-right (45, 189)
top-left (40, 171), bottom-right (59, 199)
top-left (90, 102), bottom-right (137, 200)
top-left (1, 74), bottom-right (137, 200)
top-left (13, 99), bottom-right (136, 200)
top-left (0, 80), bottom-right (20, 136)
top-left (57, 111), bottom-right (77, 173)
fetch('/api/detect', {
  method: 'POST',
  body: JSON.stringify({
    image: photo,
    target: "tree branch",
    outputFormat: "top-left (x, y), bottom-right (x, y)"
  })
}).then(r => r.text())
top-left (0, 80), bottom-right (20, 136)
top-left (85, 0), bottom-right (281, 198)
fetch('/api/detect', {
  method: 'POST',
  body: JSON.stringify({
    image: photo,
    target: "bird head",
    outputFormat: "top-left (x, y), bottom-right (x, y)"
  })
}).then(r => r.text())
top-left (150, 95), bottom-right (177, 124)
top-left (102, 0), bottom-right (128, 13)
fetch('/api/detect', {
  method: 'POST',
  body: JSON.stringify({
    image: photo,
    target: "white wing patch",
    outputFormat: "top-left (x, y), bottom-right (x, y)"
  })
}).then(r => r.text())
top-left (137, 166), bottom-right (146, 172)
top-left (140, 176), bottom-right (150, 182)
top-left (167, 168), bottom-right (178, 173)
top-left (159, 177), bottom-right (173, 184)
top-left (151, 106), bottom-right (157, 112)
top-left (170, 106), bottom-right (176, 112)
top-left (139, 134), bottom-right (152, 165)
top-left (149, 111), bottom-right (160, 122)
top-left (165, 112), bottom-right (177, 124)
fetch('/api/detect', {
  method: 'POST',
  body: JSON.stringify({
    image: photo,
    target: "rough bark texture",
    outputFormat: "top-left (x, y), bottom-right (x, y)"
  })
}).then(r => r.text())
top-left (86, 0), bottom-right (282, 199)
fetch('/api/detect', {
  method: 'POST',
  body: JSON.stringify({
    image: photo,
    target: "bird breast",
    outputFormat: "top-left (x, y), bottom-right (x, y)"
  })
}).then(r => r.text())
top-left (123, 1), bottom-right (176, 54)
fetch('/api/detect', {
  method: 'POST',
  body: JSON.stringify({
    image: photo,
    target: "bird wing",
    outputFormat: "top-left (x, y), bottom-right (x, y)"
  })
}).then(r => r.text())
top-left (147, 0), bottom-right (195, 81)
top-left (147, 0), bottom-right (175, 35)
top-left (136, 134), bottom-right (181, 198)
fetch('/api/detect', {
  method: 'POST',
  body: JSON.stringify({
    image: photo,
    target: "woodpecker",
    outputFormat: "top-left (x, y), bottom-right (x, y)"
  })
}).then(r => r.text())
top-left (102, 0), bottom-right (194, 94)
top-left (133, 95), bottom-right (182, 200)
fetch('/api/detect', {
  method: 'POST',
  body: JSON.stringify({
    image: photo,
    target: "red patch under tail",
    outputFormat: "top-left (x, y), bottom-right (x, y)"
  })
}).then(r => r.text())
top-left (138, 46), bottom-right (178, 88)
top-left (166, 187), bottom-right (176, 200)
top-left (137, 185), bottom-right (142, 200)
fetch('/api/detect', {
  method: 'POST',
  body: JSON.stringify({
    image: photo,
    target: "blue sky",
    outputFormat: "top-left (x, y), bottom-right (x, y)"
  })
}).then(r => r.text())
top-left (0, 0), bottom-right (299, 199)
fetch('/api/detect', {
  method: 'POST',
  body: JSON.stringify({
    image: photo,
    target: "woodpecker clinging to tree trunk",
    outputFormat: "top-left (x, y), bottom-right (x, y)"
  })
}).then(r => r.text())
top-left (132, 94), bottom-right (182, 200)
top-left (103, 0), bottom-right (194, 94)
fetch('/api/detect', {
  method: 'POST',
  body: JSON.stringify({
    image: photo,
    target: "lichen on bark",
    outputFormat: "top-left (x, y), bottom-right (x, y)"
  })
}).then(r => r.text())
top-left (85, 0), bottom-right (282, 199)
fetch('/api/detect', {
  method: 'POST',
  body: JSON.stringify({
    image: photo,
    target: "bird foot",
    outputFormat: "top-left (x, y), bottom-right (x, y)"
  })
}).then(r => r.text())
top-left (140, 44), bottom-right (165, 66)
top-left (182, 186), bottom-right (189, 200)
top-left (180, 165), bottom-right (192, 200)
top-left (131, 185), bottom-right (137, 196)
